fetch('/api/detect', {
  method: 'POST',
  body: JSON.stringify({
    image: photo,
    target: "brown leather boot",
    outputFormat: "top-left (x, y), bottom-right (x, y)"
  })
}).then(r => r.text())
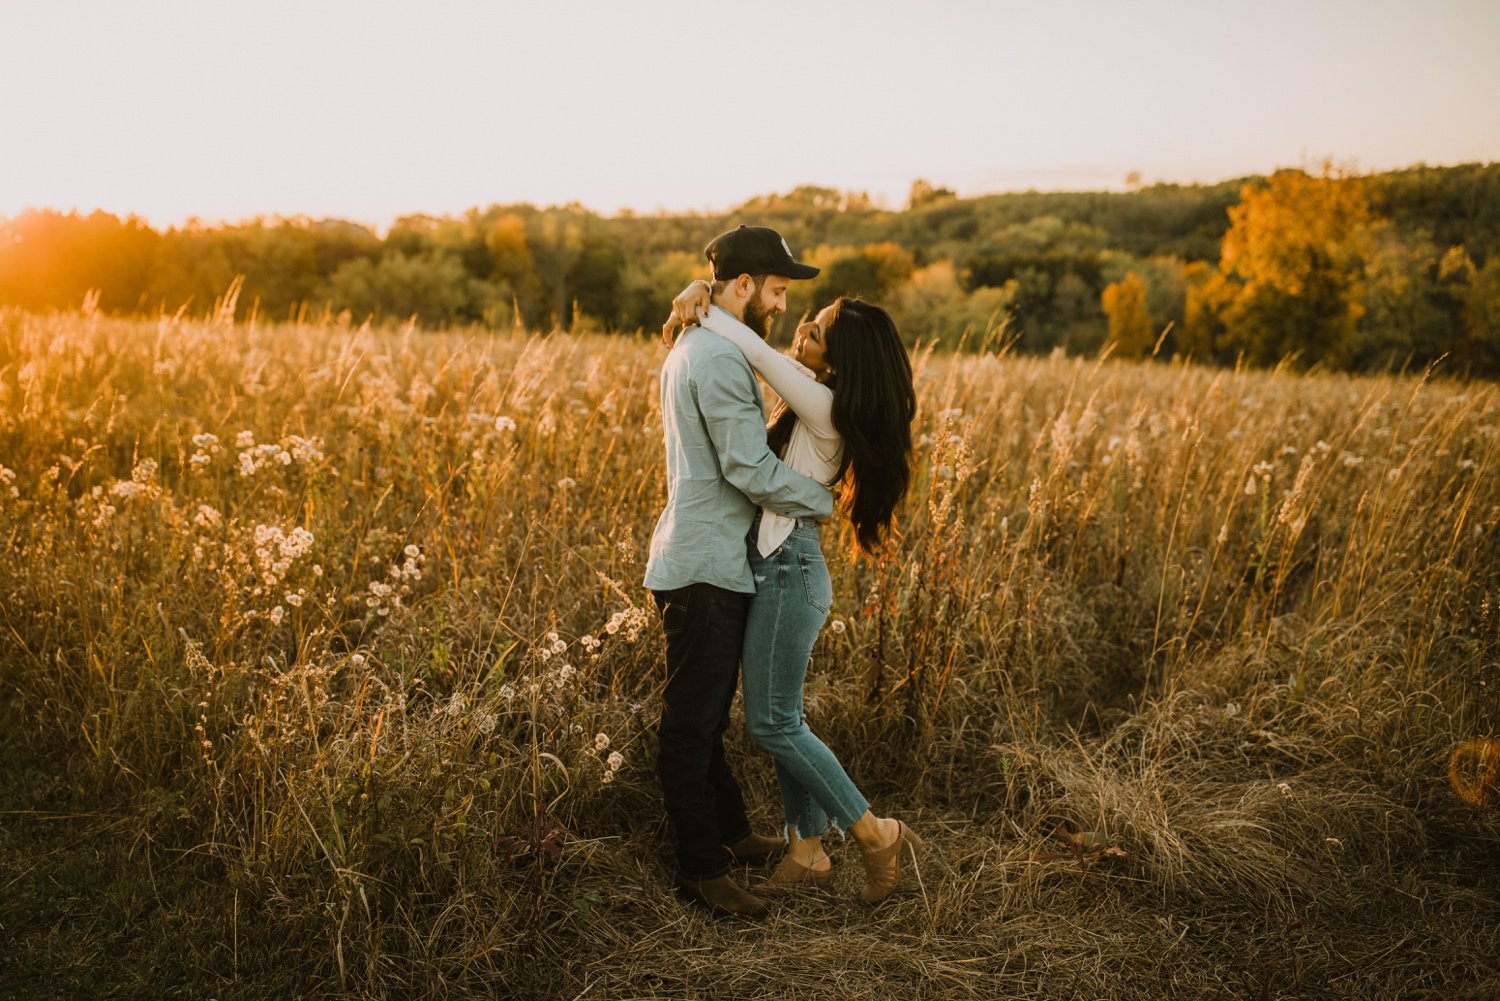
top-left (723, 831), bottom-right (786, 864)
top-left (677, 874), bottom-right (770, 919)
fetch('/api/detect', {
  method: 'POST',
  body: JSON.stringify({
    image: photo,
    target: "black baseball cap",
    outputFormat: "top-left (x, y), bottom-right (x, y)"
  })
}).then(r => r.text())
top-left (704, 225), bottom-right (819, 281)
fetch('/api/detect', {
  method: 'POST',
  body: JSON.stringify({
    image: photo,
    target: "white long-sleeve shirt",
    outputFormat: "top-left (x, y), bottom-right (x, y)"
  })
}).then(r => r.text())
top-left (700, 308), bottom-right (842, 556)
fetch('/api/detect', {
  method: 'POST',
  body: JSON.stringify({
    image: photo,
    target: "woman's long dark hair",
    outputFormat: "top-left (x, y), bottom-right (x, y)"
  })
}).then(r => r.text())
top-left (766, 297), bottom-right (916, 554)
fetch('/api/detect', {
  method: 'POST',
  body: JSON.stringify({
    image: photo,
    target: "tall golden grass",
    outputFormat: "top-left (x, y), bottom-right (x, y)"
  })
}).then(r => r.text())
top-left (1, 299), bottom-right (1497, 999)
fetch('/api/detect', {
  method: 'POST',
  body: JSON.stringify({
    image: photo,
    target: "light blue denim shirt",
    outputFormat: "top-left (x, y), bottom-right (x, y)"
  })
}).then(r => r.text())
top-left (644, 307), bottom-right (834, 594)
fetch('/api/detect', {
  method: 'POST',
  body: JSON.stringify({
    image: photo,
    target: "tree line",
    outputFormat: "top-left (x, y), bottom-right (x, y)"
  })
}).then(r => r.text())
top-left (2, 161), bottom-right (1497, 375)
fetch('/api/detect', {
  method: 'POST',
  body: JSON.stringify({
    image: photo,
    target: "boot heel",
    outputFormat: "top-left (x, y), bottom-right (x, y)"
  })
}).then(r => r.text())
top-left (857, 819), bottom-right (924, 904)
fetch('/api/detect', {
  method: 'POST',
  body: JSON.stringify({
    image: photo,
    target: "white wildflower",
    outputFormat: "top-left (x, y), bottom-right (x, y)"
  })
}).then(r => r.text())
top-left (284, 435), bottom-right (324, 463)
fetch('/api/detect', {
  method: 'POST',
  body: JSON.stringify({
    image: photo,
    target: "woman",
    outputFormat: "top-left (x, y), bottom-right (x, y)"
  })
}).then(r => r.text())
top-left (664, 280), bottom-right (923, 903)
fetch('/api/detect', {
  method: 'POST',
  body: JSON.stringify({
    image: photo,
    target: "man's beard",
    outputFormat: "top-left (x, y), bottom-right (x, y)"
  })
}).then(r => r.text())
top-left (743, 294), bottom-right (776, 339)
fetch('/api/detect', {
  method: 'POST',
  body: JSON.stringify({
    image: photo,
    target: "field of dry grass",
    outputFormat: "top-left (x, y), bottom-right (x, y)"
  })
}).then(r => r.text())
top-left (1, 300), bottom-right (1498, 999)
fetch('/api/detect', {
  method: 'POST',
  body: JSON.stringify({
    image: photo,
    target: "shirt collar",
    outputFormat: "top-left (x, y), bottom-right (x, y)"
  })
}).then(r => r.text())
top-left (700, 304), bottom-right (760, 341)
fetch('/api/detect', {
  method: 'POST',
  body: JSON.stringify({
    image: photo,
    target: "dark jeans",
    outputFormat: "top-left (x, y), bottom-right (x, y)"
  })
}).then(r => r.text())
top-left (651, 582), bottom-right (754, 880)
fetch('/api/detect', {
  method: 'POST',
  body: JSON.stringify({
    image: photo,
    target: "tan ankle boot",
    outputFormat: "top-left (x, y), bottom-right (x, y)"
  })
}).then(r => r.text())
top-left (723, 831), bottom-right (786, 863)
top-left (677, 874), bottom-right (770, 918)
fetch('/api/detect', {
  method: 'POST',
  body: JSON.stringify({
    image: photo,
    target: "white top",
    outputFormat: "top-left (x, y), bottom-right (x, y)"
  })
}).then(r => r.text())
top-left (700, 307), bottom-right (842, 555)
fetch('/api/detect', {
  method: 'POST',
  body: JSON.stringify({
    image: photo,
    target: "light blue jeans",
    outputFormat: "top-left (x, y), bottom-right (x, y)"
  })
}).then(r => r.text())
top-left (742, 517), bottom-right (870, 837)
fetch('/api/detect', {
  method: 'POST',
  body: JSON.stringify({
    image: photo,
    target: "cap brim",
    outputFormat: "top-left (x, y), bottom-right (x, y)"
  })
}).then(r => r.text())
top-left (711, 261), bottom-right (821, 281)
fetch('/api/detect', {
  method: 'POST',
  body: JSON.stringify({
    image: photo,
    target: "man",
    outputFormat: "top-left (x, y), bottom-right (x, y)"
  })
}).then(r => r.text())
top-left (643, 225), bottom-right (831, 918)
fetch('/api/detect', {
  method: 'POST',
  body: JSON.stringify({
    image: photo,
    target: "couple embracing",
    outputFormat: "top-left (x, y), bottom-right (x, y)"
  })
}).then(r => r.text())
top-left (643, 225), bottom-right (924, 918)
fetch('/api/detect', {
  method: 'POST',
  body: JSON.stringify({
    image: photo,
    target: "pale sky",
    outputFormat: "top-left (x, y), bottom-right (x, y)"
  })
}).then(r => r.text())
top-left (2, 0), bottom-right (1497, 230)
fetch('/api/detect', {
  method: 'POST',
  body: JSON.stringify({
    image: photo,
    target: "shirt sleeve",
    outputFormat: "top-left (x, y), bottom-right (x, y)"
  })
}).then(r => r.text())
top-left (703, 314), bottom-right (837, 439)
top-left (693, 355), bottom-right (834, 520)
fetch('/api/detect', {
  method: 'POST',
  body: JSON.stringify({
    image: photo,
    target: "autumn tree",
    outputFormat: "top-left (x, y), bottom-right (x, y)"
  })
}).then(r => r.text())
top-left (793, 242), bottom-right (917, 324)
top-left (1101, 271), bottom-right (1154, 357)
top-left (1179, 261), bottom-right (1233, 362)
top-left (1214, 166), bottom-right (1376, 368)
top-left (485, 214), bottom-right (546, 326)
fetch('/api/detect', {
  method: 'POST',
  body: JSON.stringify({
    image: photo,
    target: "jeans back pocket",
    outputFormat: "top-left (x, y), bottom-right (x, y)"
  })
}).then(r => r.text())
top-left (796, 552), bottom-right (833, 614)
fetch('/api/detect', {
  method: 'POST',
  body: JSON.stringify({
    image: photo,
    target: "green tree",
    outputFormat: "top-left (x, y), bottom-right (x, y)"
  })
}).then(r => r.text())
top-left (1455, 251), bottom-right (1500, 374)
top-left (1354, 226), bottom-right (1448, 371)
top-left (890, 261), bottom-right (1011, 348)
top-left (907, 178), bottom-right (956, 210)
top-left (320, 250), bottom-right (505, 327)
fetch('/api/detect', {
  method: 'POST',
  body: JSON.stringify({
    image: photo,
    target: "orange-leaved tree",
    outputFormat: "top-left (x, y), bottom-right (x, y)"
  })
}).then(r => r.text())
top-left (1212, 165), bottom-right (1377, 368)
top-left (1100, 271), bottom-right (1154, 358)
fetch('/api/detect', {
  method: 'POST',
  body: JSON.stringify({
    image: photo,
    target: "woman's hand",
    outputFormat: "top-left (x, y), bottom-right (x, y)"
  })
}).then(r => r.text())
top-left (661, 279), bottom-right (713, 346)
